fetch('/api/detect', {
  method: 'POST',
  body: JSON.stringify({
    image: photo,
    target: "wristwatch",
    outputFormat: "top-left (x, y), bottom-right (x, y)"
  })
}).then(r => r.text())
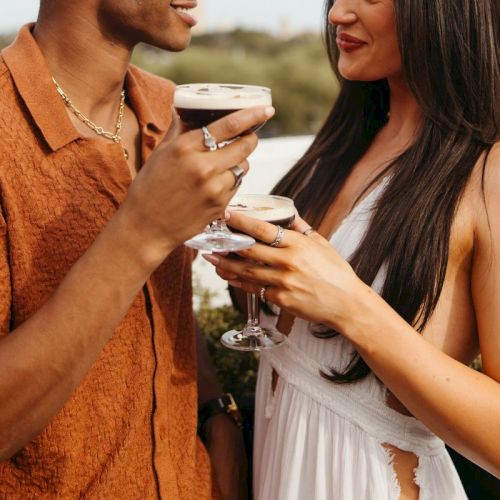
top-left (198, 393), bottom-right (243, 431)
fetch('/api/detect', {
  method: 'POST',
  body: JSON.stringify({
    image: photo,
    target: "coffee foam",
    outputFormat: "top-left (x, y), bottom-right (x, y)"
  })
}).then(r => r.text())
top-left (228, 195), bottom-right (295, 222)
top-left (174, 84), bottom-right (272, 110)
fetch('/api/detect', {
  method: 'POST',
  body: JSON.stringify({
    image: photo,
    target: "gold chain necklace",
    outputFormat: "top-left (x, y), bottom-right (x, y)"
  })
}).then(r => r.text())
top-left (52, 78), bottom-right (129, 160)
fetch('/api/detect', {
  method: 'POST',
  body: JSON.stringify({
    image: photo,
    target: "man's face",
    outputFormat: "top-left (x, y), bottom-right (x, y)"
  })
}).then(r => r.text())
top-left (97, 0), bottom-right (198, 51)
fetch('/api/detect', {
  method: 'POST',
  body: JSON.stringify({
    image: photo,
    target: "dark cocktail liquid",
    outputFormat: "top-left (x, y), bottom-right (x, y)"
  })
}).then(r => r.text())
top-left (174, 84), bottom-right (271, 133)
top-left (262, 215), bottom-right (295, 229)
top-left (176, 108), bottom-right (238, 130)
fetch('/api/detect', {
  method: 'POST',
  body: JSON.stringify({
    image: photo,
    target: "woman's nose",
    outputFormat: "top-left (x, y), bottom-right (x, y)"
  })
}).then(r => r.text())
top-left (328, 0), bottom-right (358, 26)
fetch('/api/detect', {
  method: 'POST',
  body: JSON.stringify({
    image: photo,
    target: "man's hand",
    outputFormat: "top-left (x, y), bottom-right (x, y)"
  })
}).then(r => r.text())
top-left (118, 105), bottom-right (275, 268)
top-left (201, 414), bottom-right (248, 500)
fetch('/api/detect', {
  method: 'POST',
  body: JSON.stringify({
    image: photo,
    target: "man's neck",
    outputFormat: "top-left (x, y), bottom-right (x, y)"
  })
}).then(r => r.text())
top-left (33, 14), bottom-right (133, 125)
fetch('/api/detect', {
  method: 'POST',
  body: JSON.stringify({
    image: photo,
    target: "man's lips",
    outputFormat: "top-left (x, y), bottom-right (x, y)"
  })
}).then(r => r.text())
top-left (336, 33), bottom-right (367, 52)
top-left (172, 1), bottom-right (198, 27)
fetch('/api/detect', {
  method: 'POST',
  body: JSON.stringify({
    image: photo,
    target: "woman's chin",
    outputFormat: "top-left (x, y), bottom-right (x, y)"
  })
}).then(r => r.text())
top-left (338, 67), bottom-right (373, 82)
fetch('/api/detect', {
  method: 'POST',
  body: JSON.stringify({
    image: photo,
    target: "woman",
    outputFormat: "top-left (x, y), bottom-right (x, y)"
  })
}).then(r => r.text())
top-left (204, 0), bottom-right (500, 498)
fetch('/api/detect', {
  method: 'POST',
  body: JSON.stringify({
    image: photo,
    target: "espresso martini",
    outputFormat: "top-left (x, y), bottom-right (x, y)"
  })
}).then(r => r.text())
top-left (228, 195), bottom-right (296, 230)
top-left (174, 83), bottom-right (272, 130)
top-left (174, 83), bottom-right (272, 253)
top-left (222, 194), bottom-right (295, 351)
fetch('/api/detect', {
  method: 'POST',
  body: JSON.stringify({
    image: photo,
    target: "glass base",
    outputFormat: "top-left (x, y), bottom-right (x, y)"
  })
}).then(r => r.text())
top-left (185, 231), bottom-right (255, 253)
top-left (221, 327), bottom-right (287, 351)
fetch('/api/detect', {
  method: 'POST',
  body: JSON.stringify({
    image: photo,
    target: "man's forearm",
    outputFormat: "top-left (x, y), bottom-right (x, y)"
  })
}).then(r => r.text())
top-left (0, 210), bottom-right (168, 460)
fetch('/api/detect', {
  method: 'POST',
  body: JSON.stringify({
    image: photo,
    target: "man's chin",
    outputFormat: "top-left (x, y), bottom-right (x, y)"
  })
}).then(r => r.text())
top-left (153, 33), bottom-right (192, 53)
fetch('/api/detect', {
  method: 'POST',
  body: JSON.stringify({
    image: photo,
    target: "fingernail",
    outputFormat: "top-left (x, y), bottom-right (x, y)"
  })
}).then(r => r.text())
top-left (224, 210), bottom-right (231, 220)
top-left (264, 106), bottom-right (275, 118)
top-left (228, 280), bottom-right (242, 288)
top-left (202, 254), bottom-right (220, 266)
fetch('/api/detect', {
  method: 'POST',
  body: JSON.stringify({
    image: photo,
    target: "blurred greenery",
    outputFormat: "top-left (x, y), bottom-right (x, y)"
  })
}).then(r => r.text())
top-left (131, 30), bottom-right (338, 137)
top-left (0, 35), bottom-right (13, 48)
top-left (471, 356), bottom-right (483, 372)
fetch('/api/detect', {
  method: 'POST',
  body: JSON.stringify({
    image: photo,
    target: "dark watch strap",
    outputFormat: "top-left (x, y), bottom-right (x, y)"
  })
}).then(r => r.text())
top-left (198, 393), bottom-right (243, 430)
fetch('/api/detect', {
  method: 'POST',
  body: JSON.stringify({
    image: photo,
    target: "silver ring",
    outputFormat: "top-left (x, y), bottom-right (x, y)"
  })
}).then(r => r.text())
top-left (303, 227), bottom-right (315, 236)
top-left (201, 126), bottom-right (217, 151)
top-left (229, 165), bottom-right (245, 189)
top-left (259, 286), bottom-right (267, 303)
top-left (270, 225), bottom-right (285, 247)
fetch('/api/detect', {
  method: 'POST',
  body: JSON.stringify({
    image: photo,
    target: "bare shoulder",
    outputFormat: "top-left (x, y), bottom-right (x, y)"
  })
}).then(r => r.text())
top-left (469, 142), bottom-right (500, 254)
top-left (475, 142), bottom-right (500, 213)
top-left (482, 141), bottom-right (500, 190)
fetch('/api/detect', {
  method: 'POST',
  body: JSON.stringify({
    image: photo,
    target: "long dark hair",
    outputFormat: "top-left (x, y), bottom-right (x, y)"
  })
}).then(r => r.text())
top-left (272, 0), bottom-right (500, 383)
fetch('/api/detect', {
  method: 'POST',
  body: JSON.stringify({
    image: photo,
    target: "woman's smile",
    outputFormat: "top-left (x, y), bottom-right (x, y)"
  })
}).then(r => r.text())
top-left (336, 32), bottom-right (367, 53)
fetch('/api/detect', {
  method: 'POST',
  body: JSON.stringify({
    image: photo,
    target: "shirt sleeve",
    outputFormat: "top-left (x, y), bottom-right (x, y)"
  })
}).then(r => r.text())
top-left (0, 206), bottom-right (11, 338)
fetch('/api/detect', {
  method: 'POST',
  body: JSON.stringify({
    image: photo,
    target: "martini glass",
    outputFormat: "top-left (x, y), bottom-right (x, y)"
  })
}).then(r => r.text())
top-left (221, 194), bottom-right (295, 351)
top-left (174, 83), bottom-right (272, 252)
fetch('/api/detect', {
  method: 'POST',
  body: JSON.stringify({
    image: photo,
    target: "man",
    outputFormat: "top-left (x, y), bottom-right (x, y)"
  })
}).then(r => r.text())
top-left (0, 1), bottom-right (273, 498)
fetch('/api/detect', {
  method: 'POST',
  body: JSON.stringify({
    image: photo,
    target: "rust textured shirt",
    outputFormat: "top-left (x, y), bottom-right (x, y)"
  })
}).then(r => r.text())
top-left (0, 25), bottom-right (215, 499)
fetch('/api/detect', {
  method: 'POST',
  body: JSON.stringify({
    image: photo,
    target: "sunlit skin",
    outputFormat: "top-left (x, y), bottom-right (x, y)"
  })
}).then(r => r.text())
top-left (95, 0), bottom-right (198, 52)
top-left (207, 0), bottom-right (500, 493)
top-left (34, 0), bottom-right (200, 174)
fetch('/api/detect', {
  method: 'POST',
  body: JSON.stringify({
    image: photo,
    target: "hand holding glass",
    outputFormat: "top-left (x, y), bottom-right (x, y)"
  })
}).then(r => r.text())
top-left (174, 83), bottom-right (272, 252)
top-left (221, 194), bottom-right (295, 351)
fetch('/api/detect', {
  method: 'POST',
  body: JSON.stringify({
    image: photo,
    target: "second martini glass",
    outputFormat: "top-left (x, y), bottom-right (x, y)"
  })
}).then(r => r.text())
top-left (221, 194), bottom-right (295, 351)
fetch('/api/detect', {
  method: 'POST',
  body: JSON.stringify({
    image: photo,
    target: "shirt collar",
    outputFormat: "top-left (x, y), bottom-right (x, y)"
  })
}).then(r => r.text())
top-left (2, 24), bottom-right (80, 151)
top-left (2, 24), bottom-right (172, 152)
top-left (126, 65), bottom-right (173, 136)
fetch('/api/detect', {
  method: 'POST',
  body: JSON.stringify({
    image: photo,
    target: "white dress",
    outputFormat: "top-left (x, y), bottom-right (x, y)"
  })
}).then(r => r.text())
top-left (253, 180), bottom-right (468, 500)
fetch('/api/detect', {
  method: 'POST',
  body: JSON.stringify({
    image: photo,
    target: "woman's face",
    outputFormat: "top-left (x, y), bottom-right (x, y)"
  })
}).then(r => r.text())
top-left (328, 0), bottom-right (402, 81)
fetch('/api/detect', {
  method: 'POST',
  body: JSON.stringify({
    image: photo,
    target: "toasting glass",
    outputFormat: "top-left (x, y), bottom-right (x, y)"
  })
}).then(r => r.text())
top-left (174, 83), bottom-right (272, 253)
top-left (221, 194), bottom-right (295, 351)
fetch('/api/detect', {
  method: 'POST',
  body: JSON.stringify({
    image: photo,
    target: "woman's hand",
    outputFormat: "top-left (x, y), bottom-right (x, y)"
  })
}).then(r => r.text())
top-left (205, 210), bottom-right (369, 331)
top-left (119, 105), bottom-right (275, 264)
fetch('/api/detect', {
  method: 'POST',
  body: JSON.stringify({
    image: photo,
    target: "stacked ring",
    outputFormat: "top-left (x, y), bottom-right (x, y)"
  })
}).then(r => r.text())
top-left (230, 165), bottom-right (245, 189)
top-left (201, 126), bottom-right (218, 151)
top-left (270, 225), bottom-right (285, 247)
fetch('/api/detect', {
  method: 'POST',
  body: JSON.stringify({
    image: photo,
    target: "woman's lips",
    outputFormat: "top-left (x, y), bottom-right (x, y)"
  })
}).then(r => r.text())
top-left (336, 33), bottom-right (366, 53)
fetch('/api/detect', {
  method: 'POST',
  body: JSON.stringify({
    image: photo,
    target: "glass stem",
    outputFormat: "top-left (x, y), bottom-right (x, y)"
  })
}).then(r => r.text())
top-left (246, 292), bottom-right (260, 328)
top-left (210, 218), bottom-right (231, 234)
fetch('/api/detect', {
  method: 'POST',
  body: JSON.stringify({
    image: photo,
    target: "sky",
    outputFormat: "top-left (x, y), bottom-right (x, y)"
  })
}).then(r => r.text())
top-left (0, 0), bottom-right (327, 35)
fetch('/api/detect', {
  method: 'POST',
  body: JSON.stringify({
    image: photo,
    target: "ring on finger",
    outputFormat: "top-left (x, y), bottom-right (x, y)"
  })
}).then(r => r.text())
top-left (201, 126), bottom-right (218, 152)
top-left (229, 165), bottom-right (245, 189)
top-left (259, 286), bottom-right (267, 303)
top-left (270, 225), bottom-right (285, 247)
